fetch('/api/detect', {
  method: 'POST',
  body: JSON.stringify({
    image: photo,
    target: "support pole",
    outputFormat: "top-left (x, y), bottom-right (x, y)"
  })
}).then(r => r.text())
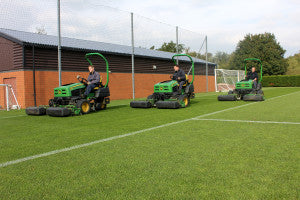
top-left (131, 12), bottom-right (135, 99)
top-left (57, 0), bottom-right (62, 86)
top-left (205, 36), bottom-right (208, 92)
top-left (176, 26), bottom-right (179, 64)
top-left (6, 85), bottom-right (9, 111)
top-left (32, 45), bottom-right (36, 107)
top-left (214, 68), bottom-right (217, 92)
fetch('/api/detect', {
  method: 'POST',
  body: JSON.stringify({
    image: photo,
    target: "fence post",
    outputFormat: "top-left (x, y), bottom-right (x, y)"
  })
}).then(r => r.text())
top-left (176, 26), bottom-right (179, 64)
top-left (205, 36), bottom-right (208, 92)
top-left (57, 0), bottom-right (62, 86)
top-left (6, 85), bottom-right (9, 111)
top-left (214, 68), bottom-right (217, 92)
top-left (131, 12), bottom-right (135, 99)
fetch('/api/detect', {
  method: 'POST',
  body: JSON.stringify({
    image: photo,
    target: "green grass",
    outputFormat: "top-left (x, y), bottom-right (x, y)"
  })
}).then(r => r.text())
top-left (0, 87), bottom-right (299, 199)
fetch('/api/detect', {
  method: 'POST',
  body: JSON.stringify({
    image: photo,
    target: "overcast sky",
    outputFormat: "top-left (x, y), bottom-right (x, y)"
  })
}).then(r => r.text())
top-left (1, 0), bottom-right (299, 56)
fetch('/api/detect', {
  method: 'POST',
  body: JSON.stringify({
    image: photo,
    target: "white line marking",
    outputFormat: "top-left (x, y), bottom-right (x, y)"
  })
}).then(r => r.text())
top-left (0, 115), bottom-right (26, 119)
top-left (193, 118), bottom-right (300, 125)
top-left (0, 91), bottom-right (299, 168)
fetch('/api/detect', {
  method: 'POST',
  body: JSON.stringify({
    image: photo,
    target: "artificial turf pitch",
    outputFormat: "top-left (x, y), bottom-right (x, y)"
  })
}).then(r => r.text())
top-left (0, 87), bottom-right (299, 199)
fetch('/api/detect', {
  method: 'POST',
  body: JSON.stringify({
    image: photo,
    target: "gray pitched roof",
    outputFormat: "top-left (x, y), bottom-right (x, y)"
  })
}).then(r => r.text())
top-left (0, 28), bottom-right (215, 65)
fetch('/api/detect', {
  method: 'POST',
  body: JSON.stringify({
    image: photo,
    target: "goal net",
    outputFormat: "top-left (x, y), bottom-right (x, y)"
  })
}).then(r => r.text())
top-left (215, 69), bottom-right (245, 92)
top-left (0, 84), bottom-right (20, 111)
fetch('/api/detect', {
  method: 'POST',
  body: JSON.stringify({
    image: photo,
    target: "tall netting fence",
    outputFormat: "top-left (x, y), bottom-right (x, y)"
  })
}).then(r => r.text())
top-left (0, 0), bottom-right (213, 102)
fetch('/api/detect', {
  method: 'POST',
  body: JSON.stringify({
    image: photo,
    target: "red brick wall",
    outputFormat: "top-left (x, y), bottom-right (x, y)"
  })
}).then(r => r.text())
top-left (0, 71), bottom-right (26, 108)
top-left (0, 70), bottom-right (215, 108)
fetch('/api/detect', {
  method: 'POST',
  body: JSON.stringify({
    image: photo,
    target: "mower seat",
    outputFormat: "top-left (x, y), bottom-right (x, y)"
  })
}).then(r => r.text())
top-left (93, 76), bottom-right (104, 90)
top-left (182, 74), bottom-right (189, 87)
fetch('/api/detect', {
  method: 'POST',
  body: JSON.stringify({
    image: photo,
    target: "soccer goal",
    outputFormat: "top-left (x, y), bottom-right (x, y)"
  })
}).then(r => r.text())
top-left (0, 84), bottom-right (20, 111)
top-left (214, 69), bottom-right (245, 92)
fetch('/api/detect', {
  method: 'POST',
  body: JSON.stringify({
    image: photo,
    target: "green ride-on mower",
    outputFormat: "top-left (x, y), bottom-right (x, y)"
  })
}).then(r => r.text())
top-left (130, 54), bottom-right (195, 109)
top-left (26, 53), bottom-right (110, 117)
top-left (218, 58), bottom-right (265, 101)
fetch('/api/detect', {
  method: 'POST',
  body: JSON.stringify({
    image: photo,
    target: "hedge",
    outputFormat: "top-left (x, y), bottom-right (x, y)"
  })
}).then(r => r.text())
top-left (261, 75), bottom-right (300, 87)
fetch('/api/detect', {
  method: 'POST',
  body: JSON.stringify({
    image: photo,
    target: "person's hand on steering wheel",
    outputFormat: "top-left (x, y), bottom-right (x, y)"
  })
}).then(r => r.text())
top-left (77, 75), bottom-right (88, 85)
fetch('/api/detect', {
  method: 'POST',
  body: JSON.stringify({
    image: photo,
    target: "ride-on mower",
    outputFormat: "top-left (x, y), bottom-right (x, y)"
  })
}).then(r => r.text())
top-left (218, 58), bottom-right (264, 101)
top-left (130, 54), bottom-right (195, 109)
top-left (26, 53), bottom-right (110, 117)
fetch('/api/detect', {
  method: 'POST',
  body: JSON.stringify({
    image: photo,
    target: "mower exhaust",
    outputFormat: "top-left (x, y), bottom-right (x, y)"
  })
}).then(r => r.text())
top-left (130, 101), bottom-right (152, 108)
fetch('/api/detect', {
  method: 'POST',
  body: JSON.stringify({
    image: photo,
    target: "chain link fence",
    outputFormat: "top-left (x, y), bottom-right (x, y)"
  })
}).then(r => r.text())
top-left (1, 0), bottom-right (212, 99)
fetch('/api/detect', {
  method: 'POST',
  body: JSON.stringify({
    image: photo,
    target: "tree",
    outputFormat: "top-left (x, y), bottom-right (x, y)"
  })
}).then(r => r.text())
top-left (213, 51), bottom-right (232, 69)
top-left (286, 52), bottom-right (300, 75)
top-left (229, 33), bottom-right (288, 75)
top-left (157, 41), bottom-right (185, 53)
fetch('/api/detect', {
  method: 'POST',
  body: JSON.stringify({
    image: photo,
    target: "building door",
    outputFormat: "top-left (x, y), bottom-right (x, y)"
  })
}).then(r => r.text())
top-left (3, 77), bottom-right (17, 107)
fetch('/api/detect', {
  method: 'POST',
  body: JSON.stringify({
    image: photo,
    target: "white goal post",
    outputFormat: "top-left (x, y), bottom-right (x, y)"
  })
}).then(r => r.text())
top-left (214, 69), bottom-right (245, 92)
top-left (0, 84), bottom-right (20, 111)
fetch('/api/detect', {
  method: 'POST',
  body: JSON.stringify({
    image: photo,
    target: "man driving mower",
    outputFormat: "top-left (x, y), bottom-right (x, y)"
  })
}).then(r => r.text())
top-left (77, 65), bottom-right (100, 98)
top-left (246, 66), bottom-right (258, 89)
top-left (172, 65), bottom-right (186, 94)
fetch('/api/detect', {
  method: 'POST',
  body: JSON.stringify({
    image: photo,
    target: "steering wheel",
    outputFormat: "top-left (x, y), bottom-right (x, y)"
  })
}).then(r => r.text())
top-left (77, 76), bottom-right (88, 85)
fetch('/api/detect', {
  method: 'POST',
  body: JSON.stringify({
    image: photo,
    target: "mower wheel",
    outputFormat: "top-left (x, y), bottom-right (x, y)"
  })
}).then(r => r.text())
top-left (130, 101), bottom-right (152, 108)
top-left (156, 101), bottom-right (180, 109)
top-left (95, 101), bottom-right (106, 111)
top-left (76, 100), bottom-right (91, 114)
top-left (178, 94), bottom-right (190, 107)
top-left (257, 90), bottom-right (264, 95)
top-left (218, 95), bottom-right (237, 101)
top-left (46, 107), bottom-right (72, 117)
top-left (147, 94), bottom-right (154, 100)
top-left (243, 95), bottom-right (264, 101)
top-left (26, 107), bottom-right (46, 116)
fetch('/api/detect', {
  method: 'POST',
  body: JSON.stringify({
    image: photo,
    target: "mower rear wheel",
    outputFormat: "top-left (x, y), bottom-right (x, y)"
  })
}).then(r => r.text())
top-left (147, 94), bottom-right (154, 100)
top-left (95, 100), bottom-right (106, 111)
top-left (179, 94), bottom-right (190, 107)
top-left (76, 100), bottom-right (91, 114)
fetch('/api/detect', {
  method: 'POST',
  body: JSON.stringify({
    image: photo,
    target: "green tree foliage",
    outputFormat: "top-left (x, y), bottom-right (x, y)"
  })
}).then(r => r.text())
top-left (286, 52), bottom-right (300, 75)
top-left (230, 33), bottom-right (288, 75)
top-left (156, 41), bottom-right (185, 53)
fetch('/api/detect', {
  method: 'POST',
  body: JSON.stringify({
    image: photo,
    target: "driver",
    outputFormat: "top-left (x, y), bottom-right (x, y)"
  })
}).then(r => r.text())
top-left (172, 65), bottom-right (186, 94)
top-left (82, 65), bottom-right (100, 97)
top-left (246, 67), bottom-right (258, 89)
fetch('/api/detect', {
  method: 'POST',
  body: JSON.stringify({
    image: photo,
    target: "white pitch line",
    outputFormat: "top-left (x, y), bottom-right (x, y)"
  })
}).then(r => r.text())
top-left (0, 115), bottom-right (26, 119)
top-left (193, 118), bottom-right (300, 125)
top-left (0, 90), bottom-right (299, 168)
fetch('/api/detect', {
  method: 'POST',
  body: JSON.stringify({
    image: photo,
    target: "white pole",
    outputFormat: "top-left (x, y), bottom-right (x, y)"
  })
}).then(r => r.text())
top-left (6, 85), bottom-right (9, 111)
top-left (205, 36), bottom-right (208, 92)
top-left (10, 86), bottom-right (20, 109)
top-left (131, 12), bottom-right (135, 99)
top-left (214, 68), bottom-right (217, 92)
top-left (57, 0), bottom-right (62, 86)
top-left (176, 26), bottom-right (179, 64)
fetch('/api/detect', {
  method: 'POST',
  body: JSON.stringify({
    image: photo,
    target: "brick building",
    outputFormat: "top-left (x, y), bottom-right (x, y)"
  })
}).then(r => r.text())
top-left (0, 28), bottom-right (216, 108)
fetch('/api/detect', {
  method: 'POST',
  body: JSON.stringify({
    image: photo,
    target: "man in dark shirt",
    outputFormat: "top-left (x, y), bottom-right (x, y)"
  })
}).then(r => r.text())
top-left (84, 65), bottom-right (100, 97)
top-left (246, 67), bottom-right (258, 89)
top-left (172, 65), bottom-right (186, 94)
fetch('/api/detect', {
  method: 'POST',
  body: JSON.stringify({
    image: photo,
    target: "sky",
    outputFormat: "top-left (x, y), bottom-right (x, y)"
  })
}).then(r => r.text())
top-left (1, 0), bottom-right (299, 57)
